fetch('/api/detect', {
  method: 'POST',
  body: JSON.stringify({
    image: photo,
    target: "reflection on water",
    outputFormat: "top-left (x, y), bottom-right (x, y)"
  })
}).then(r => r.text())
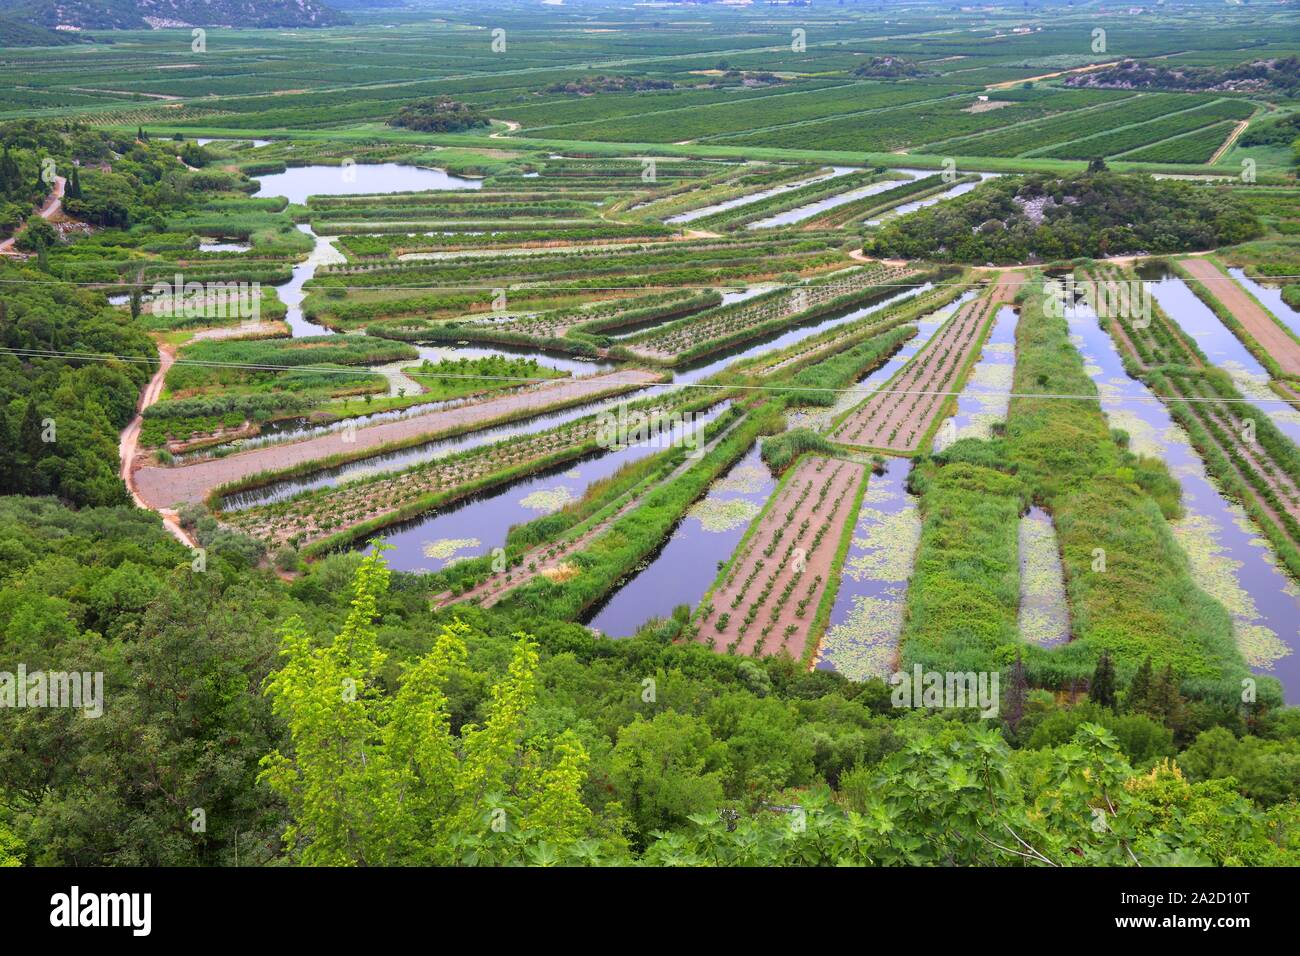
top-left (252, 162), bottom-right (481, 205)
top-left (933, 304), bottom-right (1017, 450)
top-left (747, 169), bottom-right (922, 229)
top-left (1067, 297), bottom-right (1298, 700)
top-left (219, 393), bottom-right (638, 511)
top-left (224, 273), bottom-right (928, 511)
top-left (816, 461), bottom-right (919, 678)
top-left (1144, 270), bottom-right (1300, 445)
top-left (362, 405), bottom-right (728, 573)
top-left (1228, 267), bottom-right (1300, 338)
top-left (787, 290), bottom-right (976, 433)
top-left (276, 224), bottom-right (343, 337)
top-left (672, 282), bottom-right (932, 388)
top-left (665, 167), bottom-right (856, 225)
top-left (866, 173), bottom-right (998, 225)
top-left (583, 442), bottom-right (776, 636)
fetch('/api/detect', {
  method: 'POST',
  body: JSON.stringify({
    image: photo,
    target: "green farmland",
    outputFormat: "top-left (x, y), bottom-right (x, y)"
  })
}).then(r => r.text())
top-left (1, 0), bottom-right (1299, 879)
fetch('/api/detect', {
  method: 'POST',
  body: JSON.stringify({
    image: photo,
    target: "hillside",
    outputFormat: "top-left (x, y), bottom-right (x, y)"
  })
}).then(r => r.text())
top-left (0, 14), bottom-right (79, 45)
top-left (11, 0), bottom-right (350, 31)
top-left (1066, 56), bottom-right (1300, 96)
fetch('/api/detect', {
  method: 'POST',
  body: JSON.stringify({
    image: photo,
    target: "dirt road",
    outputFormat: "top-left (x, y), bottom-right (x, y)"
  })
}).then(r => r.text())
top-left (1180, 258), bottom-right (1300, 377)
top-left (0, 175), bottom-right (65, 256)
top-left (118, 343), bottom-right (197, 547)
top-left (1208, 119), bottom-right (1250, 165)
top-left (984, 61), bottom-right (1120, 91)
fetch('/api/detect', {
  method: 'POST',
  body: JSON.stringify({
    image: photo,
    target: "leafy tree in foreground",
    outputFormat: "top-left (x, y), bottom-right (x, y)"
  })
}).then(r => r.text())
top-left (260, 549), bottom-right (596, 865)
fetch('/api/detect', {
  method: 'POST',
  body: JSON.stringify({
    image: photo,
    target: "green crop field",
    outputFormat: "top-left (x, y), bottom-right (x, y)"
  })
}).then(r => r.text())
top-left (1, 0), bottom-right (1299, 881)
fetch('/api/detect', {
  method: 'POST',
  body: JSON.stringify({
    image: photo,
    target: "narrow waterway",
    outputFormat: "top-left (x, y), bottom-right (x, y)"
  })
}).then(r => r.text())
top-left (227, 283), bottom-right (933, 510)
top-left (218, 391), bottom-right (645, 510)
top-left (254, 164), bottom-right (482, 338)
top-left (1017, 506), bottom-right (1070, 647)
top-left (814, 292), bottom-right (995, 677)
top-left (1227, 267), bottom-right (1300, 337)
top-left (1067, 295), bottom-right (1298, 699)
top-left (933, 303), bottom-right (1018, 451)
top-left (865, 172), bottom-right (998, 226)
top-left (746, 169), bottom-right (923, 229)
top-left (582, 441), bottom-right (777, 635)
top-left (274, 224), bottom-right (344, 337)
top-left (664, 166), bottom-right (857, 225)
top-left (787, 289), bottom-right (975, 433)
top-left (364, 404), bottom-right (730, 573)
top-left (815, 460), bottom-right (919, 678)
top-left (1141, 263), bottom-right (1300, 445)
top-left (216, 164), bottom-right (599, 451)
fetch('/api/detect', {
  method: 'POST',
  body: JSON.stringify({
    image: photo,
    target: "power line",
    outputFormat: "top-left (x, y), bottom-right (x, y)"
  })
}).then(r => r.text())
top-left (4, 344), bottom-right (1298, 406)
top-left (0, 273), bottom-right (1295, 293)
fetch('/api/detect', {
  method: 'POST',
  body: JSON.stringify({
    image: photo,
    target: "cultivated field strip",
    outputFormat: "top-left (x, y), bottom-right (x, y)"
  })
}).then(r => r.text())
top-left (1178, 257), bottom-right (1300, 378)
top-left (831, 272), bottom-right (1020, 452)
top-left (435, 406), bottom-right (746, 610)
top-left (1088, 263), bottom-right (1300, 580)
top-left (220, 392), bottom-right (718, 551)
top-left (621, 263), bottom-right (917, 361)
top-left (693, 455), bottom-right (866, 662)
top-left (133, 369), bottom-right (662, 508)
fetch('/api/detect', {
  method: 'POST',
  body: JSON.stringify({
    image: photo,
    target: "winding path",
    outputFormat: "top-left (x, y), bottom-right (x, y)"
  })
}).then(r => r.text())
top-left (0, 175), bottom-right (65, 257)
top-left (119, 343), bottom-right (197, 547)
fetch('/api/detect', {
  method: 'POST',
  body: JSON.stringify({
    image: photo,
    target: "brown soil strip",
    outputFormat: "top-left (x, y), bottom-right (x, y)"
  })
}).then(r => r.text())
top-left (1180, 257), bottom-right (1300, 377)
top-left (693, 456), bottom-right (865, 662)
top-left (119, 343), bottom-right (196, 547)
top-left (132, 369), bottom-right (662, 509)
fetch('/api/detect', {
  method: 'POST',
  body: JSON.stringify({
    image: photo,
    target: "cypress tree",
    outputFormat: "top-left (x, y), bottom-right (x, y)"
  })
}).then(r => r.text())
top-left (1153, 665), bottom-right (1188, 735)
top-left (18, 399), bottom-right (46, 468)
top-left (1003, 650), bottom-right (1027, 734)
top-left (1090, 651), bottom-right (1117, 710)
top-left (0, 409), bottom-right (15, 493)
top-left (1126, 656), bottom-right (1153, 714)
top-left (0, 147), bottom-right (14, 196)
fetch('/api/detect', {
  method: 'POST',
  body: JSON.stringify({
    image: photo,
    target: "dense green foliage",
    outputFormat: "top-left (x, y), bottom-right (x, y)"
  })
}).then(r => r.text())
top-left (2, 7), bottom-right (1299, 870)
top-left (390, 98), bottom-right (490, 134)
top-left (866, 172), bottom-right (1262, 264)
top-left (0, 262), bottom-right (153, 506)
top-left (2, 507), bottom-right (1294, 866)
top-left (1066, 57), bottom-right (1300, 96)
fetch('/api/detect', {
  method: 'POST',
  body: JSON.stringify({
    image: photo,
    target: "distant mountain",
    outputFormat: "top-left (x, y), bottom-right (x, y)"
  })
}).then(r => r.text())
top-left (328, 0), bottom-right (405, 8)
top-left (10, 0), bottom-right (351, 31)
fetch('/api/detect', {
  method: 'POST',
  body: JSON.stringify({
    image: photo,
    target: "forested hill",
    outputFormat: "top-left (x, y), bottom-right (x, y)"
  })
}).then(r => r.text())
top-left (0, 14), bottom-right (79, 46)
top-left (10, 0), bottom-right (351, 31)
